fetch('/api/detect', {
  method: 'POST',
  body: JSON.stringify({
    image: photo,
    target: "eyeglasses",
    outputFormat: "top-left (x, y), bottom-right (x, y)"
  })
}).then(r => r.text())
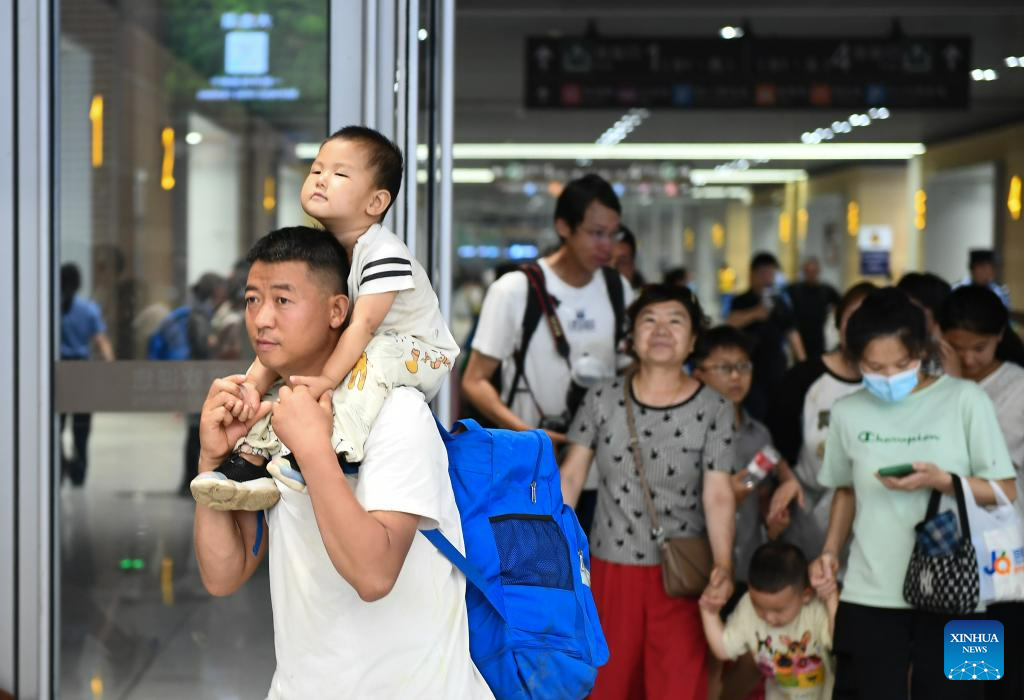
top-left (700, 362), bottom-right (753, 376)
top-left (579, 227), bottom-right (619, 242)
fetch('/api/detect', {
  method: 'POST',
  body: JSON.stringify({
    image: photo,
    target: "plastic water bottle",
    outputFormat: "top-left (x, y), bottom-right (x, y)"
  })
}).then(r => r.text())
top-left (743, 446), bottom-right (781, 487)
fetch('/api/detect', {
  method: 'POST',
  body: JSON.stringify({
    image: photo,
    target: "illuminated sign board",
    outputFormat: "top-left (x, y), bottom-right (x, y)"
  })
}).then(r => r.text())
top-left (196, 12), bottom-right (301, 102)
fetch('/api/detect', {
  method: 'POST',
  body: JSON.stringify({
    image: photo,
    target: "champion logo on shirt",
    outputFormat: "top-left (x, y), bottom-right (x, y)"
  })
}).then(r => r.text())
top-left (856, 430), bottom-right (940, 446)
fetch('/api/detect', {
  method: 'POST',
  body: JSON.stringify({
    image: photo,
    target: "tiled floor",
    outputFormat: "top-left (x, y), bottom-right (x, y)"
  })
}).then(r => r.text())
top-left (58, 413), bottom-right (275, 699)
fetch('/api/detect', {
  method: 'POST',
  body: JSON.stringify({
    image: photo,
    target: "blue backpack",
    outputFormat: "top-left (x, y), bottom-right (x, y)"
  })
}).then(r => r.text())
top-left (147, 305), bottom-right (192, 360)
top-left (422, 418), bottom-right (609, 700)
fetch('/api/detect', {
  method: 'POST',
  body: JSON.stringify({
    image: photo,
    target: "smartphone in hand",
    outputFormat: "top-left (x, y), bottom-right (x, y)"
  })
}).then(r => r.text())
top-left (877, 464), bottom-right (915, 478)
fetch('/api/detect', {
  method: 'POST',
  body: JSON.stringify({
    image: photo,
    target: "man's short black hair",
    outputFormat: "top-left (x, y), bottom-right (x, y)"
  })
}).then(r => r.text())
top-left (969, 248), bottom-right (997, 269)
top-left (554, 174), bottom-right (621, 231)
top-left (748, 542), bottom-right (810, 593)
top-left (662, 267), bottom-right (689, 287)
top-left (326, 125), bottom-right (404, 220)
top-left (691, 325), bottom-right (754, 367)
top-left (246, 226), bottom-right (350, 295)
top-left (751, 252), bottom-right (780, 271)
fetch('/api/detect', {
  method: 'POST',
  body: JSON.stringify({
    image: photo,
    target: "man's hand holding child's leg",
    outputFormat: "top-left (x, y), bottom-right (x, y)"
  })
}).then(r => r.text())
top-left (191, 375), bottom-right (280, 512)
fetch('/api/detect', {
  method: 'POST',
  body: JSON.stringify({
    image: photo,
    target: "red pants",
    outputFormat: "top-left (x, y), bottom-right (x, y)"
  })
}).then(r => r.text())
top-left (590, 557), bottom-right (708, 700)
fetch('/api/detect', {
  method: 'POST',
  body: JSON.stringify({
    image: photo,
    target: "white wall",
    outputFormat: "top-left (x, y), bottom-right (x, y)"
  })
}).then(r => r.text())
top-left (923, 162), bottom-right (996, 285)
top-left (805, 193), bottom-right (845, 288)
top-left (186, 112), bottom-right (240, 285)
top-left (750, 205), bottom-right (780, 260)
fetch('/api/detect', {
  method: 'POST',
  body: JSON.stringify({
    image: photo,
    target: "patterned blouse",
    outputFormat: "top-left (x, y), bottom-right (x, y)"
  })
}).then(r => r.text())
top-left (568, 376), bottom-right (737, 566)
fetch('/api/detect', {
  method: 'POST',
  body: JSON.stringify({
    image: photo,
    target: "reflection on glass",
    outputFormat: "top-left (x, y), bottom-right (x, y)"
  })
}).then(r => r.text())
top-left (59, 0), bottom-right (327, 361)
top-left (56, 1), bottom-right (327, 696)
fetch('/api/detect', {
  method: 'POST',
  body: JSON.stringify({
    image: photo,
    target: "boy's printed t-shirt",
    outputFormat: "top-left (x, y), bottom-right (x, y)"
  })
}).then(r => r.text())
top-left (721, 593), bottom-right (834, 700)
top-left (349, 223), bottom-right (460, 359)
top-left (979, 361), bottom-right (1024, 518)
top-left (795, 368), bottom-right (863, 500)
top-left (817, 375), bottom-right (1015, 610)
top-left (265, 388), bottom-right (493, 700)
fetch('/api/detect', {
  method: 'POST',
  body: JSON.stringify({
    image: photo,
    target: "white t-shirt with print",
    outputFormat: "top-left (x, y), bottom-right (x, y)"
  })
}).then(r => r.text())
top-left (348, 223), bottom-right (460, 357)
top-left (472, 258), bottom-right (632, 427)
top-left (265, 388), bottom-right (493, 700)
top-left (980, 361), bottom-right (1024, 517)
top-left (722, 594), bottom-right (834, 700)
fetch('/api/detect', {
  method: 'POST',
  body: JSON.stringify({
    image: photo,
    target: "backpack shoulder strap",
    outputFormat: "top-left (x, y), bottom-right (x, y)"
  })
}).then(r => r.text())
top-left (421, 529), bottom-right (507, 621)
top-left (504, 261), bottom-right (566, 405)
top-left (601, 266), bottom-right (627, 346)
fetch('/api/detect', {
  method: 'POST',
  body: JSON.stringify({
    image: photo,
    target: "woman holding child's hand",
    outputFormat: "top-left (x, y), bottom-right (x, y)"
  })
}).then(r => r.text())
top-left (812, 288), bottom-right (1016, 700)
top-left (559, 284), bottom-right (737, 700)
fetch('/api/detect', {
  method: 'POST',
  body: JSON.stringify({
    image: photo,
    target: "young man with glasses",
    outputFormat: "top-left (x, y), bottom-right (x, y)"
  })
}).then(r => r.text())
top-left (461, 174), bottom-right (633, 534)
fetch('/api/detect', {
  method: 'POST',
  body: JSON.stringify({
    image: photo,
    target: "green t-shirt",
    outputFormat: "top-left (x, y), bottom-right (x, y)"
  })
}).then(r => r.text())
top-left (818, 375), bottom-right (1015, 609)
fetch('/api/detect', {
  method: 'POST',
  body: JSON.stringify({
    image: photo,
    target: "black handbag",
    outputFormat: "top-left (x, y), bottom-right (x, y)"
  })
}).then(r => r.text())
top-left (902, 477), bottom-right (980, 615)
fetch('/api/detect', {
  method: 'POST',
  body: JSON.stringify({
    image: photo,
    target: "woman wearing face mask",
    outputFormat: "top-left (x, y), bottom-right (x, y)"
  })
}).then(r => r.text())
top-left (940, 285), bottom-right (1024, 700)
top-left (809, 288), bottom-right (1016, 700)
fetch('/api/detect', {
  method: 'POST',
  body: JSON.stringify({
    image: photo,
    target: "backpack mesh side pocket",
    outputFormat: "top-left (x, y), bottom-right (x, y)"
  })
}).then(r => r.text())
top-left (490, 514), bottom-right (573, 590)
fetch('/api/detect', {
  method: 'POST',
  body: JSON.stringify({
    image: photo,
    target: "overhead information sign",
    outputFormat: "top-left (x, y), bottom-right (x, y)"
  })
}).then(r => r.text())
top-left (526, 36), bottom-right (970, 109)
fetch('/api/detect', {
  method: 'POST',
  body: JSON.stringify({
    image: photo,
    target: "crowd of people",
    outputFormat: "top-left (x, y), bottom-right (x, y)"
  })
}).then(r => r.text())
top-left (164, 125), bottom-right (1021, 700)
top-left (459, 172), bottom-right (1023, 699)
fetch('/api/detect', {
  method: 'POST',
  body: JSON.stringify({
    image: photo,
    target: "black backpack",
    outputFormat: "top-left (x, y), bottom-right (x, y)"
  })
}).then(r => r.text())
top-left (462, 262), bottom-right (627, 424)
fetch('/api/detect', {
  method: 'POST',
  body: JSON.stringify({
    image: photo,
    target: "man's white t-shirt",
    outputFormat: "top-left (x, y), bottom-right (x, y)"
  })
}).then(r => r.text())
top-left (349, 223), bottom-right (460, 358)
top-left (472, 259), bottom-right (632, 428)
top-left (265, 388), bottom-right (492, 699)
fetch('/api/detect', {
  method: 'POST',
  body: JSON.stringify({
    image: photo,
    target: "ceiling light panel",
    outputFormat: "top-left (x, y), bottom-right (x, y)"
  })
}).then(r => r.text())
top-left (417, 143), bottom-right (926, 162)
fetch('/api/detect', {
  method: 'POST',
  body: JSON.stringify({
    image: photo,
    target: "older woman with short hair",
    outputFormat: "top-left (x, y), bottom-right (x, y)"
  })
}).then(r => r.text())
top-left (560, 283), bottom-right (737, 700)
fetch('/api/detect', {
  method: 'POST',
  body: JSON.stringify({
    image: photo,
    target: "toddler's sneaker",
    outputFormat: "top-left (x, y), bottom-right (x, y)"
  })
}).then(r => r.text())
top-left (267, 453), bottom-right (360, 493)
top-left (267, 453), bottom-right (307, 493)
top-left (190, 454), bottom-right (279, 511)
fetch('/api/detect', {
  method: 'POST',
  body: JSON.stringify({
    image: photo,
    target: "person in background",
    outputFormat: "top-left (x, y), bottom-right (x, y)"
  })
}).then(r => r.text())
top-left (59, 263), bottom-right (115, 486)
top-left (954, 248), bottom-right (1011, 308)
top-left (811, 288), bottom-right (1016, 700)
top-left (92, 243), bottom-right (141, 359)
top-left (896, 271), bottom-right (957, 375)
top-left (610, 224), bottom-right (645, 290)
top-left (180, 273), bottom-right (227, 495)
top-left (692, 325), bottom-right (805, 700)
top-left (462, 174), bottom-right (633, 535)
top-left (559, 284), bottom-right (736, 700)
top-left (767, 282), bottom-right (876, 557)
top-left (939, 285), bottom-right (1024, 700)
top-left (786, 257), bottom-right (840, 360)
top-left (727, 252), bottom-right (806, 422)
top-left (663, 266), bottom-right (691, 289)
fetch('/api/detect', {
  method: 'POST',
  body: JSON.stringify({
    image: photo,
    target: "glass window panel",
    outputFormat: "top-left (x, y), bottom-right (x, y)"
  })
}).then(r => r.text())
top-left (55, 1), bottom-right (327, 696)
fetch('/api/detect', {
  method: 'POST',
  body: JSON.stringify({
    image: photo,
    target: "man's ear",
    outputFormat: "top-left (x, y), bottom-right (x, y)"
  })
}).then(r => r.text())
top-left (366, 189), bottom-right (392, 219)
top-left (328, 293), bottom-right (350, 329)
top-left (554, 217), bottom-right (572, 242)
